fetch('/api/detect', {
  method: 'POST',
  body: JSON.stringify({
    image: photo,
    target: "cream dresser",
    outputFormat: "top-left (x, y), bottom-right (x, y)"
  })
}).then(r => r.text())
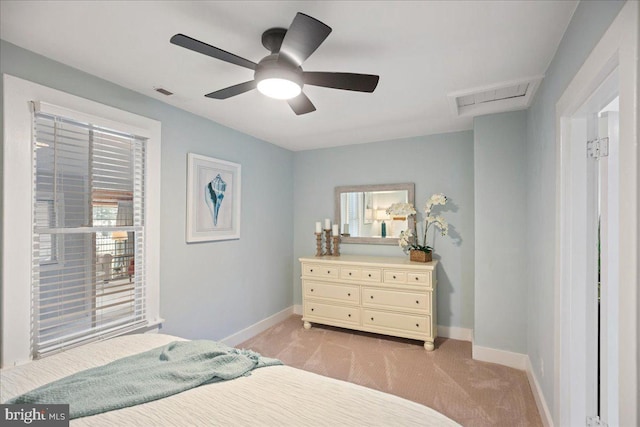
top-left (299, 255), bottom-right (438, 350)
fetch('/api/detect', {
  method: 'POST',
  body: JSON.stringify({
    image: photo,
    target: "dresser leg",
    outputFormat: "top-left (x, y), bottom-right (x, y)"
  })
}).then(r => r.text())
top-left (303, 321), bottom-right (312, 330)
top-left (424, 341), bottom-right (435, 351)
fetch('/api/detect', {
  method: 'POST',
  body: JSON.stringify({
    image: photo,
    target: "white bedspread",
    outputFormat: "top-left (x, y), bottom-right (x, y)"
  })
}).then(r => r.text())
top-left (1, 333), bottom-right (460, 426)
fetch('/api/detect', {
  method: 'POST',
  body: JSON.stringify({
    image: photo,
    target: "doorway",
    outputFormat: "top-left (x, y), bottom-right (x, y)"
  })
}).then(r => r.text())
top-left (554, 2), bottom-right (638, 425)
top-left (558, 68), bottom-right (619, 426)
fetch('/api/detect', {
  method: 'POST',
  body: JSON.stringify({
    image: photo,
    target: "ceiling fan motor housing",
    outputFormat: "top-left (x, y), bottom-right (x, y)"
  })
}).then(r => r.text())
top-left (254, 54), bottom-right (304, 89)
top-left (261, 28), bottom-right (287, 54)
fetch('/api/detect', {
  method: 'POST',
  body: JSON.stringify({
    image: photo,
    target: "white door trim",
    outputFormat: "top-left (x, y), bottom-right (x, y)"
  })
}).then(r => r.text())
top-left (554, 2), bottom-right (638, 426)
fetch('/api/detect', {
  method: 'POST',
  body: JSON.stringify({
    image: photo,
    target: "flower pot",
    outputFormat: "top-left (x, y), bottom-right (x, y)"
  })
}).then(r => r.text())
top-left (410, 250), bottom-right (432, 263)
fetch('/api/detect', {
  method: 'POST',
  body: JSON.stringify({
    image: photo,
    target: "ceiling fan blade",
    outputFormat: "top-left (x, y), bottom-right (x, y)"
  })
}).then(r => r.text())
top-left (304, 72), bottom-right (379, 92)
top-left (287, 92), bottom-right (316, 115)
top-left (170, 34), bottom-right (257, 71)
top-left (205, 81), bottom-right (257, 99)
top-left (279, 13), bottom-right (332, 66)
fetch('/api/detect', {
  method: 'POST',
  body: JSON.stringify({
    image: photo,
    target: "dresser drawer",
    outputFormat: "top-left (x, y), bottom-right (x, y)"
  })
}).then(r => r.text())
top-left (383, 270), bottom-right (432, 287)
top-left (407, 271), bottom-right (432, 287)
top-left (304, 280), bottom-right (359, 303)
top-left (363, 309), bottom-right (431, 336)
top-left (305, 301), bottom-right (360, 325)
top-left (361, 268), bottom-right (382, 282)
top-left (362, 288), bottom-right (431, 313)
top-left (340, 266), bottom-right (362, 280)
top-left (340, 266), bottom-right (382, 282)
top-left (383, 270), bottom-right (407, 284)
top-left (303, 263), bottom-right (339, 279)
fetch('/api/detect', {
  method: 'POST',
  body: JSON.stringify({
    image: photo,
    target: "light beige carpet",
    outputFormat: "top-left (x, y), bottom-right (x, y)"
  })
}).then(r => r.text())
top-left (240, 315), bottom-right (542, 427)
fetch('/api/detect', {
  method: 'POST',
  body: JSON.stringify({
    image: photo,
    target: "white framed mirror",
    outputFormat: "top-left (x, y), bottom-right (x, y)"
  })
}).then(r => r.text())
top-left (335, 183), bottom-right (415, 245)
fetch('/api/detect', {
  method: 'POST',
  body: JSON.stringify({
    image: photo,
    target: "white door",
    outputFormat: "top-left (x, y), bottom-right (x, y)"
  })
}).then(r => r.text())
top-left (562, 71), bottom-right (619, 427)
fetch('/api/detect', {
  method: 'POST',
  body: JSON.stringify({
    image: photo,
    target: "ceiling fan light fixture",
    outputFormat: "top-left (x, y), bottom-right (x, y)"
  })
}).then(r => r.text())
top-left (254, 53), bottom-right (304, 100)
top-left (257, 78), bottom-right (301, 100)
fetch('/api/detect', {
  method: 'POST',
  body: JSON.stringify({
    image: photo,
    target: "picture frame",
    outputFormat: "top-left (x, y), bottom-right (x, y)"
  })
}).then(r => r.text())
top-left (186, 153), bottom-right (241, 243)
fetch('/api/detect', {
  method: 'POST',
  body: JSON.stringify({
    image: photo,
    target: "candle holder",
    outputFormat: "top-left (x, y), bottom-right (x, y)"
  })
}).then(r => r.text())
top-left (332, 236), bottom-right (340, 256)
top-left (324, 229), bottom-right (332, 256)
top-left (315, 232), bottom-right (323, 257)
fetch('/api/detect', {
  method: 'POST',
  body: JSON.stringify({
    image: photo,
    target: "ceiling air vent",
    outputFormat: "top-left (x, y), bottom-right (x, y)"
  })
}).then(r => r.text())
top-left (154, 87), bottom-right (173, 96)
top-left (448, 76), bottom-right (543, 118)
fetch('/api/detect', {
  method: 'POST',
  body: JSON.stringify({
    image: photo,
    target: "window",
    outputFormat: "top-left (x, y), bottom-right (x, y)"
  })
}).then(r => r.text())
top-left (2, 75), bottom-right (161, 367)
top-left (32, 106), bottom-right (147, 357)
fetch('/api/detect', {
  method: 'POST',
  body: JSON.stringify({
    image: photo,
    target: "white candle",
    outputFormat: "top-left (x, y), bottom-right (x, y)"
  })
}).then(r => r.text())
top-left (315, 222), bottom-right (322, 233)
top-left (332, 224), bottom-right (339, 236)
top-left (343, 224), bottom-right (349, 234)
top-left (324, 218), bottom-right (331, 230)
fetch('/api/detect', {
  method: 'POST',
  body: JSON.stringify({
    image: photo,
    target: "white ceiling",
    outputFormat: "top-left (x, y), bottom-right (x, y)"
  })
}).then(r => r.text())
top-left (0, 1), bottom-right (577, 151)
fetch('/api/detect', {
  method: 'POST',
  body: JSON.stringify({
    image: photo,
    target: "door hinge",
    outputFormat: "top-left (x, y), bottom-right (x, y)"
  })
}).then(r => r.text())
top-left (587, 415), bottom-right (608, 427)
top-left (587, 137), bottom-right (609, 159)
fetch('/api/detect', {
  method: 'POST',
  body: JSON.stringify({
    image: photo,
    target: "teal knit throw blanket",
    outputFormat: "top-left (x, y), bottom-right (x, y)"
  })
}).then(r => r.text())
top-left (7, 340), bottom-right (282, 419)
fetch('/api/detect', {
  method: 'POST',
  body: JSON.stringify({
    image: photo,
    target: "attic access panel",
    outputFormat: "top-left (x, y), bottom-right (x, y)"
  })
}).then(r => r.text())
top-left (448, 76), bottom-right (543, 117)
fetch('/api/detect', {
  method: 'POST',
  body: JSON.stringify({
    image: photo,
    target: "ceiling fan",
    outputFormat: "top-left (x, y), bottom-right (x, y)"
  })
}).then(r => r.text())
top-left (170, 12), bottom-right (379, 115)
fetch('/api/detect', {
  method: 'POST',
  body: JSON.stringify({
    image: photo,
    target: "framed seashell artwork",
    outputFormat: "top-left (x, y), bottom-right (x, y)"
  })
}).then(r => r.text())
top-left (186, 153), bottom-right (241, 242)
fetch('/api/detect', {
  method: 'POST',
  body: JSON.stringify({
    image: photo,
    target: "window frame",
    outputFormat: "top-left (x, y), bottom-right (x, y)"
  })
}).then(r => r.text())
top-left (2, 74), bottom-right (162, 367)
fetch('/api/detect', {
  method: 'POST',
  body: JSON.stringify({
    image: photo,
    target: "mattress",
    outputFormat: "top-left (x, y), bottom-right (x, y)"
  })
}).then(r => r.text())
top-left (1, 333), bottom-right (460, 426)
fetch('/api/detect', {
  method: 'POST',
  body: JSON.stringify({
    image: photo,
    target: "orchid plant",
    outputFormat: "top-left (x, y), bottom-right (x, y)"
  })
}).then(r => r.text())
top-left (386, 193), bottom-right (449, 254)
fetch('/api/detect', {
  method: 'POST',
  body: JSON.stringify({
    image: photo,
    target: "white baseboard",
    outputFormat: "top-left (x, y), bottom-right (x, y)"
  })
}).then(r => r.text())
top-left (473, 346), bottom-right (553, 425)
top-left (293, 304), bottom-right (302, 315)
top-left (473, 345), bottom-right (553, 423)
top-left (438, 325), bottom-right (473, 341)
top-left (472, 344), bottom-right (528, 370)
top-left (525, 357), bottom-right (554, 427)
top-left (221, 306), bottom-right (294, 347)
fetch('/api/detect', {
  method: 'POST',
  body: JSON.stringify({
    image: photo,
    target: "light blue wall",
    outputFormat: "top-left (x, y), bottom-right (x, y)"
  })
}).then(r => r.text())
top-left (293, 132), bottom-right (475, 330)
top-left (524, 0), bottom-right (625, 417)
top-left (473, 111), bottom-right (527, 353)
top-left (0, 39), bottom-right (295, 341)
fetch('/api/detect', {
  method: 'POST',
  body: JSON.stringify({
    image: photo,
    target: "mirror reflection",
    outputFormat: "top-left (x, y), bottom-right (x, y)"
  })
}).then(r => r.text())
top-left (335, 183), bottom-right (415, 245)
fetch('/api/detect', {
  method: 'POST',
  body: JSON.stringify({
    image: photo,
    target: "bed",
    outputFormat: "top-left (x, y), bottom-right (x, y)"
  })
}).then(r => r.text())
top-left (1, 333), bottom-right (460, 426)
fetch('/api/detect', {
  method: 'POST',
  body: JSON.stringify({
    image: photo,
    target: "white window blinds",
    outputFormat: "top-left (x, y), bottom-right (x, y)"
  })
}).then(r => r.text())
top-left (32, 104), bottom-right (148, 358)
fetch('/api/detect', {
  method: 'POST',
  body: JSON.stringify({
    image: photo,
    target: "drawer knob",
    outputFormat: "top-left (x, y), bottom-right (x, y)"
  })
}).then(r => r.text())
top-left (347, 293), bottom-right (351, 297)
top-left (311, 308), bottom-right (314, 312)
top-left (416, 323), bottom-right (420, 327)
top-left (416, 300), bottom-right (419, 304)
top-left (348, 314), bottom-right (351, 317)
top-left (311, 289), bottom-right (314, 292)
top-left (415, 277), bottom-right (419, 281)
top-left (310, 269), bottom-right (314, 272)
top-left (371, 317), bottom-right (374, 321)
top-left (370, 295), bottom-right (374, 299)
top-left (368, 274), bottom-right (372, 277)
top-left (393, 275), bottom-right (396, 279)
top-left (327, 270), bottom-right (331, 274)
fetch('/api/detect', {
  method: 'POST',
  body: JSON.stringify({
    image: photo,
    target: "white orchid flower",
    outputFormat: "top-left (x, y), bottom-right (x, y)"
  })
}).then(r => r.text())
top-left (386, 202), bottom-right (417, 217)
top-left (389, 193), bottom-right (451, 255)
